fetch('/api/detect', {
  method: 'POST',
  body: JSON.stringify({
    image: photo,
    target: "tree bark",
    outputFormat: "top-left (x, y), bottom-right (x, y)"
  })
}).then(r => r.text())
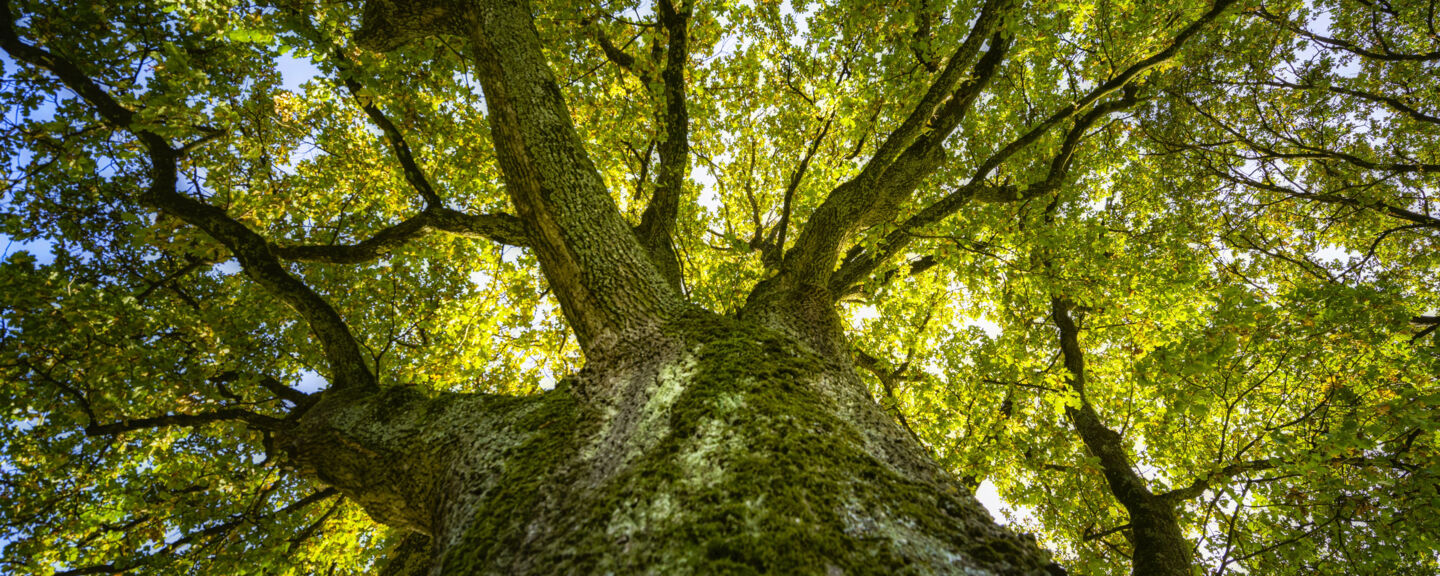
top-left (279, 311), bottom-right (1061, 575)
top-left (272, 2), bottom-right (1069, 573)
top-left (1050, 300), bottom-right (1193, 576)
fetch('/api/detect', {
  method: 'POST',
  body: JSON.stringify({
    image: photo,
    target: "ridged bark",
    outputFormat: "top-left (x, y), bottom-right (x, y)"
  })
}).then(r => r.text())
top-left (279, 312), bottom-right (1062, 575)
top-left (271, 2), bottom-right (1075, 573)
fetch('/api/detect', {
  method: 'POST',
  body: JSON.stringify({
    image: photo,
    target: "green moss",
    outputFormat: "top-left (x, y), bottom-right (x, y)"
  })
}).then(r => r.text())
top-left (439, 379), bottom-right (596, 574)
top-left (441, 313), bottom-right (1046, 575)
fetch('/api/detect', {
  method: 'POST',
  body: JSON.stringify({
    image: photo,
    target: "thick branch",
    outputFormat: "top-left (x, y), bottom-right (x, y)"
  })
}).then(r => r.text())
top-left (358, 0), bottom-right (685, 355)
top-left (634, 0), bottom-right (691, 289)
top-left (1177, 92), bottom-right (1440, 174)
top-left (0, 0), bottom-right (376, 390)
top-left (1051, 298), bottom-right (1194, 576)
top-left (1162, 447), bottom-right (1425, 503)
top-left (774, 0), bottom-right (1013, 289)
top-left (279, 385), bottom-right (583, 536)
top-left (1051, 298), bottom-right (1153, 507)
top-left (1256, 79), bottom-right (1440, 126)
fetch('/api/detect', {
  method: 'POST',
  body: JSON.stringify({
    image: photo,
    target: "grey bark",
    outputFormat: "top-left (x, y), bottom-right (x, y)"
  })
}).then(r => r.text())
top-left (279, 311), bottom-right (1064, 575)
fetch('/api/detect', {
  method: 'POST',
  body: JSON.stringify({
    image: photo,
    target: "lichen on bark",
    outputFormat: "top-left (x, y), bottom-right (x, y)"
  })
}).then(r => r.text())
top-left (419, 313), bottom-right (1060, 575)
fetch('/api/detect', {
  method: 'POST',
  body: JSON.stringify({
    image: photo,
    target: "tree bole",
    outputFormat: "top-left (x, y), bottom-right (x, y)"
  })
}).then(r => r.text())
top-left (281, 312), bottom-right (1060, 575)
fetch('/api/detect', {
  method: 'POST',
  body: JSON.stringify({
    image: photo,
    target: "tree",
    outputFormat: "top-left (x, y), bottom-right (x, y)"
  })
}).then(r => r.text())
top-left (1, 0), bottom-right (1436, 573)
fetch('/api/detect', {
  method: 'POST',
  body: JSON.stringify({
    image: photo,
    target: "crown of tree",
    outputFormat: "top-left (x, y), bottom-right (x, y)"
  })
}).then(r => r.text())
top-left (1, 0), bottom-right (1436, 574)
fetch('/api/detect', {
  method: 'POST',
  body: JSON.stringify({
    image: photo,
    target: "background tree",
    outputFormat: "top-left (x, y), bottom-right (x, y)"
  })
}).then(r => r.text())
top-left (1, 0), bottom-right (1435, 574)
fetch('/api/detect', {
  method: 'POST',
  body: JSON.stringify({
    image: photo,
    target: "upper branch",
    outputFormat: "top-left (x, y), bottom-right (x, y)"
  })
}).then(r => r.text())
top-left (827, 0), bottom-right (1241, 295)
top-left (1160, 450), bottom-right (1422, 503)
top-left (357, 0), bottom-right (684, 355)
top-left (272, 208), bottom-right (527, 264)
top-left (830, 90), bottom-right (1138, 295)
top-left (1051, 298), bottom-right (1199, 574)
top-left (634, 0), bottom-right (691, 289)
top-left (772, 0), bottom-right (1014, 290)
top-left (1255, 79), bottom-right (1440, 126)
top-left (1253, 7), bottom-right (1440, 62)
top-left (0, 1), bottom-right (376, 390)
top-left (1214, 169), bottom-right (1440, 230)
top-left (1160, 458), bottom-right (1276, 502)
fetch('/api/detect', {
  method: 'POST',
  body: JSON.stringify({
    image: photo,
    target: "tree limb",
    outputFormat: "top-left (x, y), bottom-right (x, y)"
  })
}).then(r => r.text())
top-left (0, 0), bottom-right (377, 391)
top-left (772, 0), bottom-right (1014, 290)
top-left (830, 90), bottom-right (1138, 295)
top-left (828, 0), bottom-right (1242, 295)
top-left (1253, 7), bottom-right (1440, 62)
top-left (634, 0), bottom-right (691, 289)
top-left (1051, 298), bottom-right (1154, 508)
top-left (774, 114), bottom-right (834, 258)
top-left (271, 208), bottom-right (528, 263)
top-left (1051, 298), bottom-right (1196, 574)
top-left (357, 0), bottom-right (685, 355)
top-left (586, 18), bottom-right (651, 84)
top-left (211, 370), bottom-right (314, 406)
top-left (329, 47), bottom-right (442, 207)
top-left (85, 408), bottom-right (287, 436)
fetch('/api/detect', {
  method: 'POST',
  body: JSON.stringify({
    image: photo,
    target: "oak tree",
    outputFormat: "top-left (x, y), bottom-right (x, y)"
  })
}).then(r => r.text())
top-left (2, 0), bottom-right (1436, 574)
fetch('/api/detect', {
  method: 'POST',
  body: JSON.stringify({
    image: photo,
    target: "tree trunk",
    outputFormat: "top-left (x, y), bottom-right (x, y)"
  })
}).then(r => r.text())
top-left (278, 311), bottom-right (1060, 575)
top-left (290, 2), bottom-right (1066, 573)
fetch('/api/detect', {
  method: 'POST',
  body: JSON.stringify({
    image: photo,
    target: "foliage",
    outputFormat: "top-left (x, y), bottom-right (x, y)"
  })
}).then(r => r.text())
top-left (1, 0), bottom-right (1436, 574)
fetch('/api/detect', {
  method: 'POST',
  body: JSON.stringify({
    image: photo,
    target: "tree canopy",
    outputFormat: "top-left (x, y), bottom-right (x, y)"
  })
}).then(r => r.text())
top-left (1, 0), bottom-right (1437, 573)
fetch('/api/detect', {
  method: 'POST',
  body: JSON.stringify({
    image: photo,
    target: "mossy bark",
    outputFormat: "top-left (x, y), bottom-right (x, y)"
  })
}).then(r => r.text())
top-left (280, 312), bottom-right (1061, 575)
top-left (300, 1), bottom-right (1066, 573)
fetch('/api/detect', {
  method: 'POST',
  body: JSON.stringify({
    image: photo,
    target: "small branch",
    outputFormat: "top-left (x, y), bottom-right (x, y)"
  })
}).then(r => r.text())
top-left (586, 18), bottom-right (651, 84)
top-left (211, 370), bottom-right (313, 406)
top-left (135, 256), bottom-right (216, 302)
top-left (1084, 523), bottom-right (1132, 542)
top-left (1253, 7), bottom-right (1440, 62)
top-left (774, 114), bottom-right (833, 258)
top-left (329, 48), bottom-right (442, 207)
top-left (271, 208), bottom-right (527, 263)
top-left (85, 408), bottom-right (287, 436)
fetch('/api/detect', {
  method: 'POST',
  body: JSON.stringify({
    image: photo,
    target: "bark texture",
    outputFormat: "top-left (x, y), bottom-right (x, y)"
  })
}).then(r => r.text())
top-left (1051, 300), bottom-right (1193, 576)
top-left (0, 0), bottom-right (1246, 572)
top-left (280, 311), bottom-right (1062, 575)
top-left (279, 1), bottom-right (1072, 573)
